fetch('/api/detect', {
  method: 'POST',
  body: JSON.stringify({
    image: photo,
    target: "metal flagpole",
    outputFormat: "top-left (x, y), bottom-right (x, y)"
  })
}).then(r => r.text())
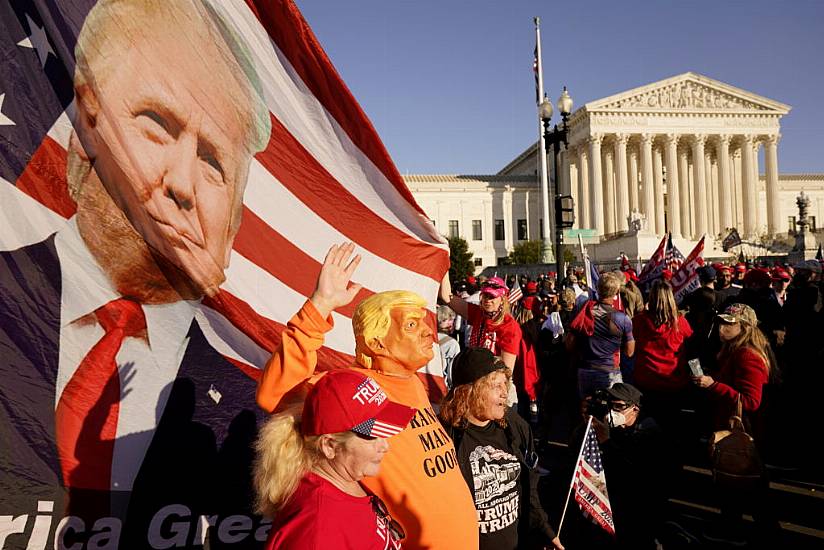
top-left (534, 17), bottom-right (554, 264)
top-left (557, 416), bottom-right (593, 538)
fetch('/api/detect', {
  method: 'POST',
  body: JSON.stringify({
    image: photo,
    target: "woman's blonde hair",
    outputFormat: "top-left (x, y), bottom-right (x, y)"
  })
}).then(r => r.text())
top-left (253, 410), bottom-right (354, 517)
top-left (439, 367), bottom-right (512, 429)
top-left (718, 321), bottom-right (777, 379)
top-left (646, 279), bottom-right (680, 330)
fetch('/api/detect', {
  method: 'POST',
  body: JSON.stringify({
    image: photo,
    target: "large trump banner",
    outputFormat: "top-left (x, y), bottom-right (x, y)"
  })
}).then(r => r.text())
top-left (0, 1), bottom-right (448, 548)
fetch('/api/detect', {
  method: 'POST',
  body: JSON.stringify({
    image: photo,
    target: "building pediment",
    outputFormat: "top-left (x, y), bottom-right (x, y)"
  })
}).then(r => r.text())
top-left (583, 72), bottom-right (790, 115)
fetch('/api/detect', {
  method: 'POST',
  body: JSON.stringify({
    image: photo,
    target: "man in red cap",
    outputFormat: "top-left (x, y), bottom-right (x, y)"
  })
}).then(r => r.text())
top-left (733, 263), bottom-right (747, 288)
top-left (771, 268), bottom-right (791, 306)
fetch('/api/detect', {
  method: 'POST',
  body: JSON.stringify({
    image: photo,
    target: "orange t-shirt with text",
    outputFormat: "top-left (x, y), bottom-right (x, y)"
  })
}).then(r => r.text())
top-left (257, 301), bottom-right (479, 550)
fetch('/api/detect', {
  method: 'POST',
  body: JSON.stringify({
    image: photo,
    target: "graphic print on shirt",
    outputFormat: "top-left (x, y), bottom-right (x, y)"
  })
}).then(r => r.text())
top-left (469, 445), bottom-right (521, 534)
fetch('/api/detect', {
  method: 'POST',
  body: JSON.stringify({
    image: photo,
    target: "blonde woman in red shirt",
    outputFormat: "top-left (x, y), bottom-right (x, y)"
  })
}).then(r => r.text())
top-left (632, 280), bottom-right (693, 429)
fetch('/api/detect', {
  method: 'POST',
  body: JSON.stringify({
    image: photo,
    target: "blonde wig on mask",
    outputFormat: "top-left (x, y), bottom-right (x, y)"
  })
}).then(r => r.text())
top-left (352, 290), bottom-right (428, 369)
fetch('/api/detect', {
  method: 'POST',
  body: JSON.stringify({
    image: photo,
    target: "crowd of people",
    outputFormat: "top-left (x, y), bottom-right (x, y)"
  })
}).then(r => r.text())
top-left (252, 242), bottom-right (824, 549)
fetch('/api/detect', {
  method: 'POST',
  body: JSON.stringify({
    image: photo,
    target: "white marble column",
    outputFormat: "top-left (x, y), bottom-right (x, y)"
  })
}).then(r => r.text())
top-left (653, 144), bottom-right (666, 235)
top-left (678, 146), bottom-right (691, 237)
top-left (588, 135), bottom-right (605, 235)
top-left (665, 134), bottom-right (682, 238)
top-left (503, 186), bottom-right (514, 250)
top-left (640, 134), bottom-right (656, 233)
top-left (628, 144), bottom-right (639, 214)
top-left (734, 149), bottom-right (744, 229)
top-left (691, 135), bottom-right (708, 238)
top-left (741, 135), bottom-right (757, 237)
top-left (707, 154), bottom-right (719, 236)
top-left (569, 148), bottom-right (579, 228)
top-left (604, 146), bottom-right (616, 235)
top-left (614, 134), bottom-right (630, 232)
top-left (752, 139), bottom-right (762, 233)
top-left (578, 145), bottom-right (591, 229)
top-left (716, 135), bottom-right (733, 231)
top-left (764, 134), bottom-right (781, 235)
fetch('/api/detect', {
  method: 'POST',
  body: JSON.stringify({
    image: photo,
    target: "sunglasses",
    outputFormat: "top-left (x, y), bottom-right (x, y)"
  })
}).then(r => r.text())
top-left (371, 495), bottom-right (406, 542)
top-left (609, 401), bottom-right (633, 412)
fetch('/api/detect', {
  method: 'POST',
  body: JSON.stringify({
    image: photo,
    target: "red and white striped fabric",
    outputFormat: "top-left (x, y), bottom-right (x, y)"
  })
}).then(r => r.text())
top-left (1, 0), bottom-right (449, 395)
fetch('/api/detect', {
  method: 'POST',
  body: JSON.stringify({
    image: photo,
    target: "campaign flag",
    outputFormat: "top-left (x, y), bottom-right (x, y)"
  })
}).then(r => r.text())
top-left (672, 237), bottom-right (706, 304)
top-left (0, 0), bottom-right (448, 546)
top-left (587, 256), bottom-right (600, 299)
top-left (637, 233), bottom-right (668, 284)
top-left (573, 421), bottom-right (615, 535)
top-left (664, 234), bottom-right (686, 272)
top-left (509, 280), bottom-right (524, 305)
top-left (722, 228), bottom-right (742, 252)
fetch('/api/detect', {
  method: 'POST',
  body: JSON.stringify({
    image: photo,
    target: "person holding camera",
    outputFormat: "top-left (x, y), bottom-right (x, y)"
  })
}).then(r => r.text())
top-left (582, 384), bottom-right (676, 550)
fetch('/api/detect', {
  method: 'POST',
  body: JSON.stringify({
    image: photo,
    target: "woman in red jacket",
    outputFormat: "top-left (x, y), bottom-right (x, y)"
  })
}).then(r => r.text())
top-left (691, 303), bottom-right (779, 545)
top-left (632, 280), bottom-right (693, 429)
top-left (691, 303), bottom-right (774, 430)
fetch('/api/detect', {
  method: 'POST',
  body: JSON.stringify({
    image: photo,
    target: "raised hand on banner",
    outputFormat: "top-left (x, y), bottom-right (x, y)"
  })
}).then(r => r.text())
top-left (310, 242), bottom-right (362, 318)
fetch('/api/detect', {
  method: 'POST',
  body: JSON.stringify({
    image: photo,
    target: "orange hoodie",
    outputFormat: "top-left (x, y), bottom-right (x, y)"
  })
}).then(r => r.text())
top-left (257, 300), bottom-right (479, 550)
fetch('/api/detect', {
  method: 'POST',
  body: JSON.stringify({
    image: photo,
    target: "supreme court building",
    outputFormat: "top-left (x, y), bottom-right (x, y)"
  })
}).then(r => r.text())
top-left (405, 73), bottom-right (824, 268)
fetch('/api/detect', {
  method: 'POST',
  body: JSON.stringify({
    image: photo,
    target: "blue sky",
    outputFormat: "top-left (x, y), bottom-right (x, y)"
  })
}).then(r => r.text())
top-left (295, 0), bottom-right (824, 175)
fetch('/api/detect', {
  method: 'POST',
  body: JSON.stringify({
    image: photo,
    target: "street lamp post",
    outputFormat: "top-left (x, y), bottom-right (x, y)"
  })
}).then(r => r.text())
top-left (539, 87), bottom-right (574, 280)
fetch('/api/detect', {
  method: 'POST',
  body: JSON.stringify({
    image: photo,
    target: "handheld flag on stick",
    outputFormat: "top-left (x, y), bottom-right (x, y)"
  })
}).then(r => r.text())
top-left (664, 234), bottom-right (686, 272)
top-left (508, 280), bottom-right (524, 305)
top-left (637, 233), bottom-right (668, 284)
top-left (722, 228), bottom-right (742, 252)
top-left (672, 236), bottom-right (706, 304)
top-left (558, 417), bottom-right (615, 538)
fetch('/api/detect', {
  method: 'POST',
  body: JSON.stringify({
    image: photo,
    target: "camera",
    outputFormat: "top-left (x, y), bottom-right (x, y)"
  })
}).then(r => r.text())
top-left (586, 389), bottom-right (612, 419)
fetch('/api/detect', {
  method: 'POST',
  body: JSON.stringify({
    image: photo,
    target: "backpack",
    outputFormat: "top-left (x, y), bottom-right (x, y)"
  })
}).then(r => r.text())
top-left (709, 396), bottom-right (763, 489)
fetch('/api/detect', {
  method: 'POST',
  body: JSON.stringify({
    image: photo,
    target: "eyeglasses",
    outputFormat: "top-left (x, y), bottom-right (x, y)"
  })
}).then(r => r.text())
top-left (370, 495), bottom-right (406, 542)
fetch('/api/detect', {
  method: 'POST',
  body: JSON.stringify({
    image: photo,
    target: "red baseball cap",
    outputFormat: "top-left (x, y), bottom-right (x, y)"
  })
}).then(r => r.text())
top-left (526, 282), bottom-right (538, 293)
top-left (771, 268), bottom-right (790, 281)
top-left (302, 370), bottom-right (416, 438)
top-left (735, 263), bottom-right (746, 272)
top-left (466, 276), bottom-right (477, 285)
top-left (480, 276), bottom-right (508, 298)
top-left (662, 269), bottom-right (673, 280)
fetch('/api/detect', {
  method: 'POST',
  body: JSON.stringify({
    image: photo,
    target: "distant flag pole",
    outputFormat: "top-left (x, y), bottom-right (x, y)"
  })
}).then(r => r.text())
top-left (534, 16), bottom-right (554, 263)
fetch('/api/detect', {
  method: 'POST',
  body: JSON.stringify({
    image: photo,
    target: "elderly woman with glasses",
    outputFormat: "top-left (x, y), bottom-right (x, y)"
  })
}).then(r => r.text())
top-left (255, 369), bottom-right (413, 549)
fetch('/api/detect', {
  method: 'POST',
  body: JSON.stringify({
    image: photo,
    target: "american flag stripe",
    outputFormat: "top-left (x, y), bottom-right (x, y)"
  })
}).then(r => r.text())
top-left (572, 422), bottom-right (615, 536)
top-left (242, 0), bottom-right (422, 215)
top-left (370, 420), bottom-right (404, 438)
top-left (226, 1), bottom-right (442, 248)
top-left (2, 0), bottom-right (449, 392)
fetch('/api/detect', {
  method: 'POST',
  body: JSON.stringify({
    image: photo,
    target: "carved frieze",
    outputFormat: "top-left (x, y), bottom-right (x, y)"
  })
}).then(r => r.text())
top-left (603, 81), bottom-right (769, 111)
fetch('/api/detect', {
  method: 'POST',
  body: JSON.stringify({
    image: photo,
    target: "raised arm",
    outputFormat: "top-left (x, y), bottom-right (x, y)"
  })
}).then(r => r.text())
top-left (256, 243), bottom-right (362, 412)
top-left (439, 271), bottom-right (469, 318)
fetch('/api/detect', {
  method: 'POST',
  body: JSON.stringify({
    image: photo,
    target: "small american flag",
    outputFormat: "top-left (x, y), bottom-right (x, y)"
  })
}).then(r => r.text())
top-left (508, 280), bottom-right (523, 305)
top-left (664, 234), bottom-right (686, 272)
top-left (573, 421), bottom-right (615, 536)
